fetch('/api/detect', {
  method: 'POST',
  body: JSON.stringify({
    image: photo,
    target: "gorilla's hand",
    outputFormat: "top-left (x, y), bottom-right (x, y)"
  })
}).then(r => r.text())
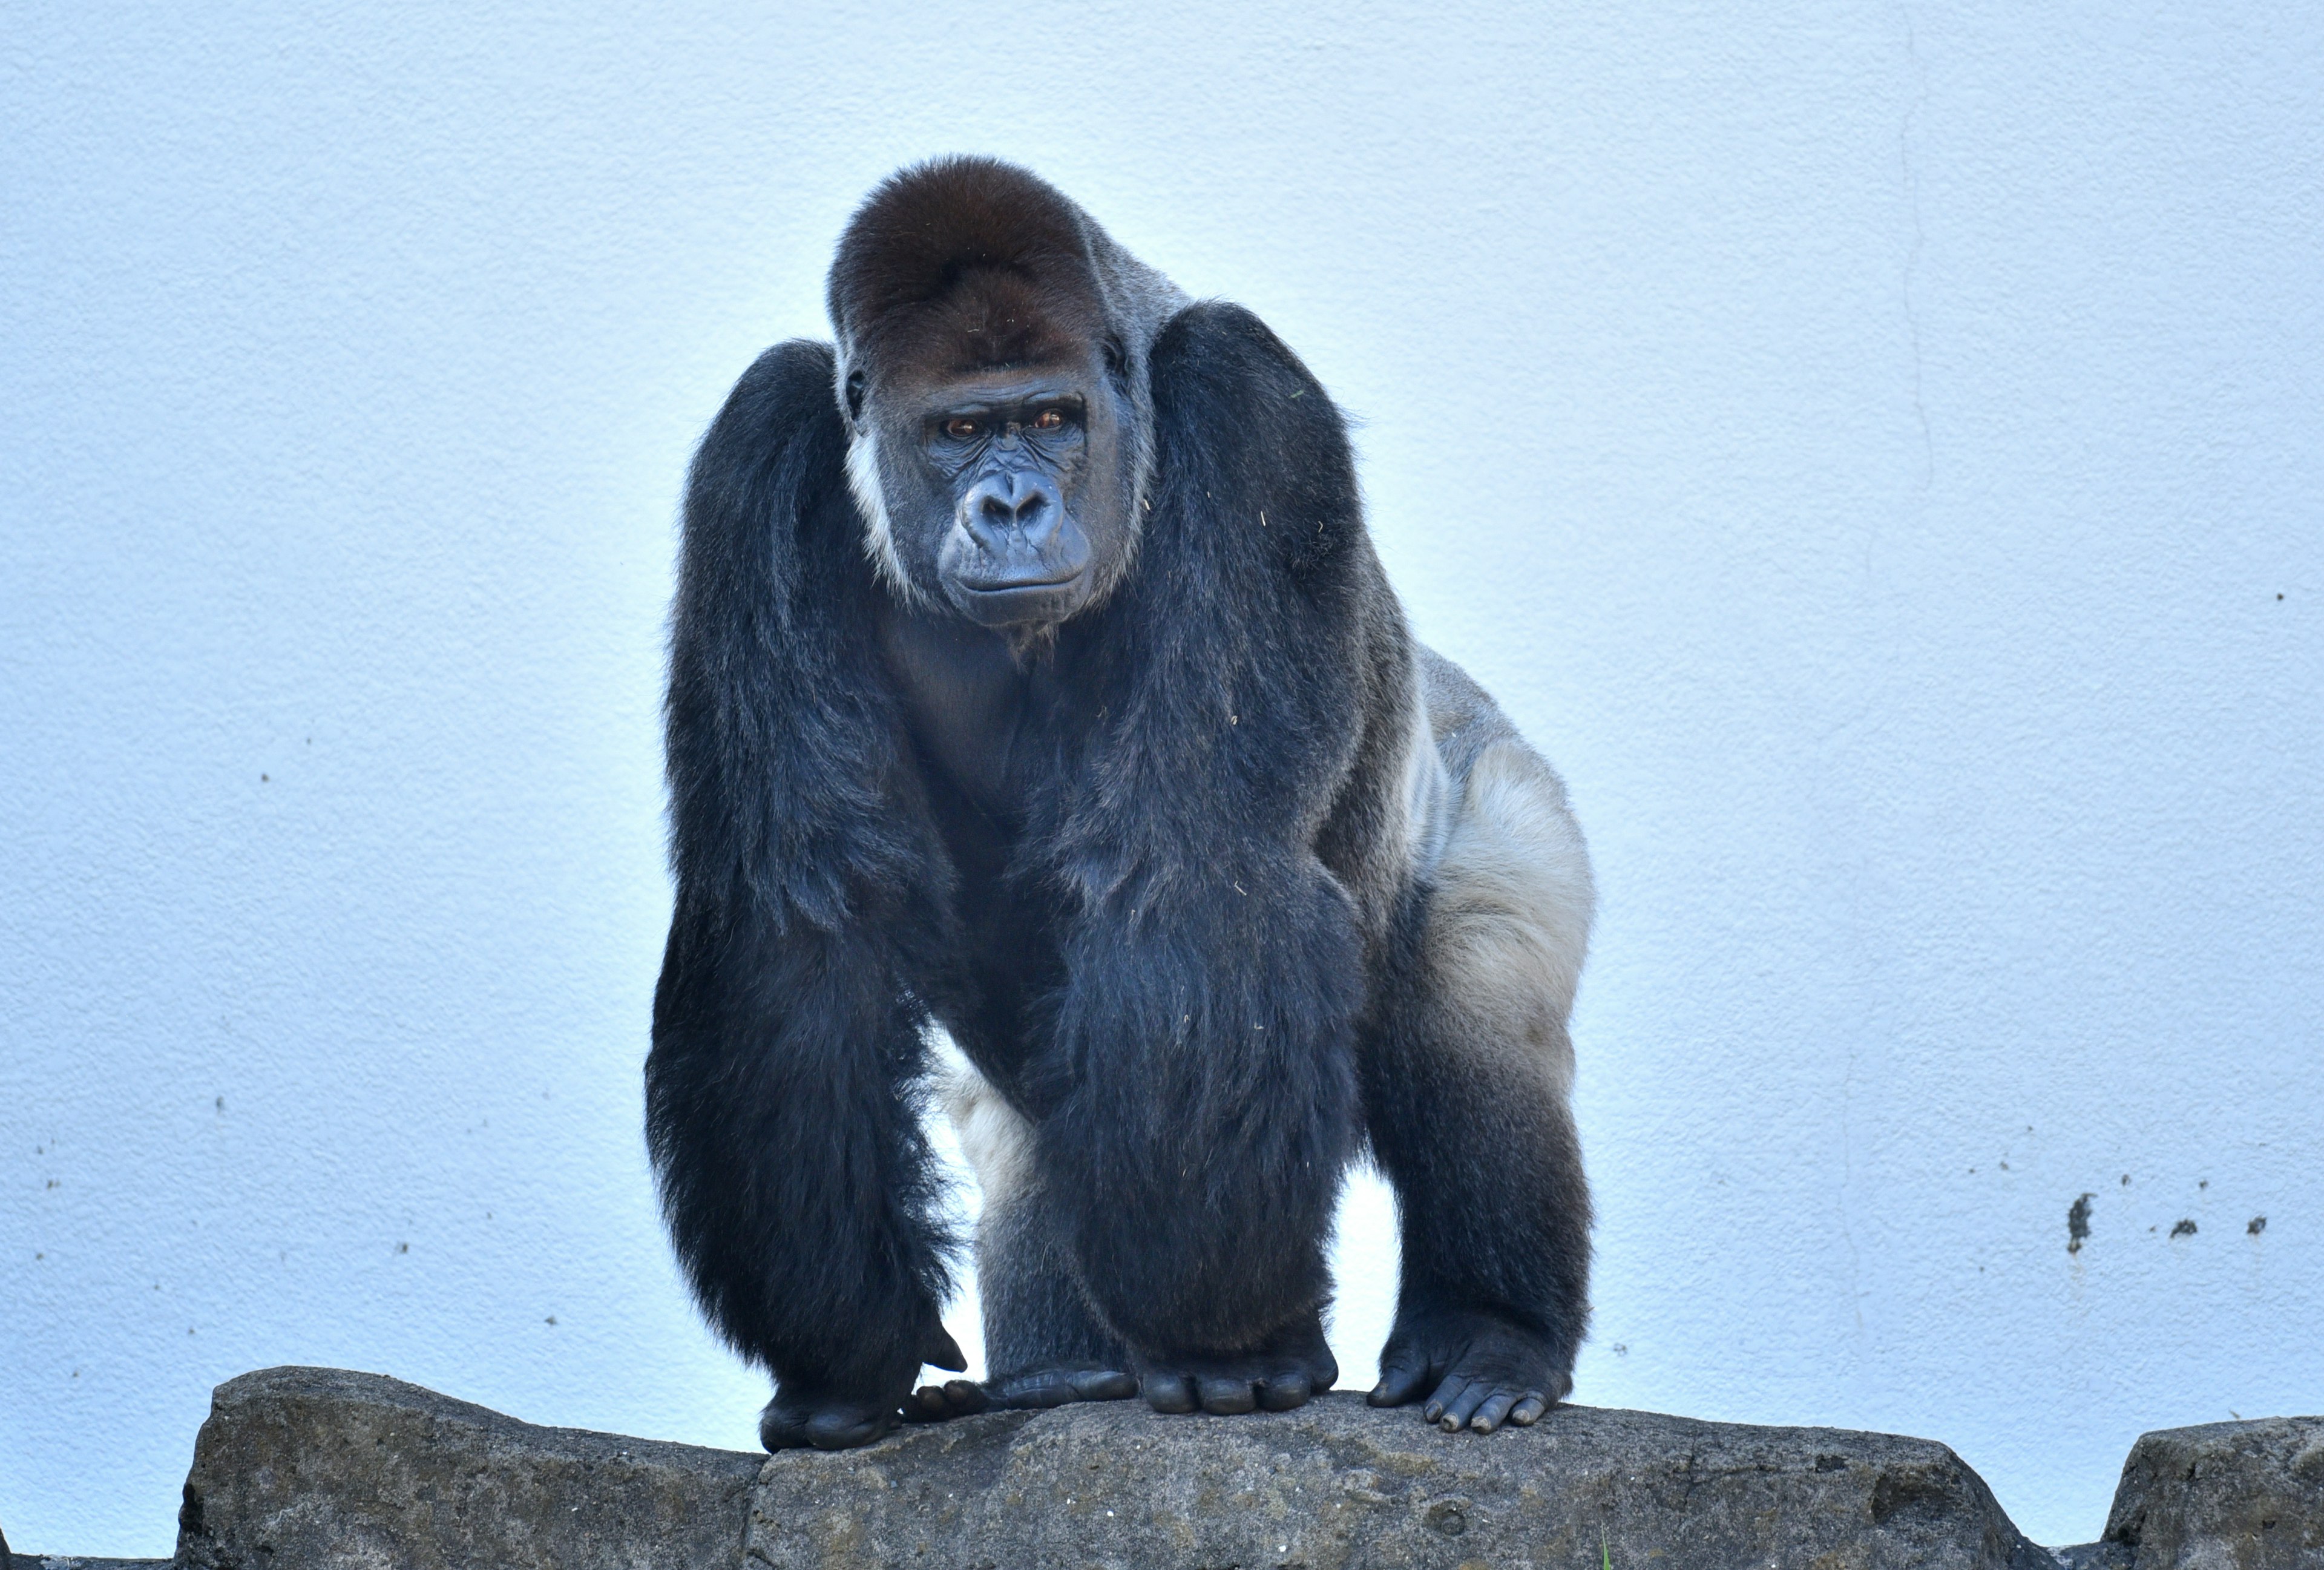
top-left (760, 1325), bottom-right (969, 1450)
top-left (1368, 1309), bottom-right (1571, 1434)
top-left (1134, 1311), bottom-right (1339, 1416)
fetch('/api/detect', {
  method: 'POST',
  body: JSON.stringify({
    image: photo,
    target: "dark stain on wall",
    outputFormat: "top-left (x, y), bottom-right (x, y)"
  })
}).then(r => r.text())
top-left (2170, 1219), bottom-right (2198, 1238)
top-left (2248, 1216), bottom-right (2267, 1237)
top-left (2068, 1192), bottom-right (2095, 1255)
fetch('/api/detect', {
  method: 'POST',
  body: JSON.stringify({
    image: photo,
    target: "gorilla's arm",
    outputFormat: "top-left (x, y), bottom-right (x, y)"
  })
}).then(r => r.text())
top-left (648, 341), bottom-right (962, 1449)
top-left (1032, 304), bottom-right (1377, 1381)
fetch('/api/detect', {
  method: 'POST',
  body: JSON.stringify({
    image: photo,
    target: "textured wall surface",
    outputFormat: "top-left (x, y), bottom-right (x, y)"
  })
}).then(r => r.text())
top-left (3, 1), bottom-right (2317, 1554)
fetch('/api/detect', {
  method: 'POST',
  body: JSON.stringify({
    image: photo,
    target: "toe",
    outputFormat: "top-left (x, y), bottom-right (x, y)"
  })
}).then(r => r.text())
top-left (994, 1372), bottom-right (1075, 1408)
top-left (1469, 1391), bottom-right (1518, 1433)
top-left (1370, 1360), bottom-right (1433, 1408)
top-left (1420, 1375), bottom-right (1466, 1425)
top-left (901, 1381), bottom-right (986, 1422)
top-left (1439, 1382), bottom-right (1491, 1433)
top-left (1068, 1368), bottom-right (1138, 1402)
top-left (1198, 1375), bottom-right (1258, 1415)
top-left (1256, 1372), bottom-right (1312, 1411)
top-left (1143, 1373), bottom-right (1198, 1414)
top-left (1509, 1393), bottom-right (1549, 1427)
top-left (805, 1407), bottom-right (894, 1451)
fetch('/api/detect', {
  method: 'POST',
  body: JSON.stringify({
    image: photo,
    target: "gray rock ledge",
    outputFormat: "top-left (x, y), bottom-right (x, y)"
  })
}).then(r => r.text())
top-left (2099, 1414), bottom-right (2324, 1569)
top-left (160, 1367), bottom-right (2324, 1569)
top-left (171, 1366), bottom-right (2056, 1569)
top-left (172, 1366), bottom-right (761, 1570)
top-left (747, 1393), bottom-right (2048, 1570)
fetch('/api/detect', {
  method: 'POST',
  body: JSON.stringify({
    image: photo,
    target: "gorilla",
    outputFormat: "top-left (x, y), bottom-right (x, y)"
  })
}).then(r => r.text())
top-left (647, 157), bottom-right (1594, 1452)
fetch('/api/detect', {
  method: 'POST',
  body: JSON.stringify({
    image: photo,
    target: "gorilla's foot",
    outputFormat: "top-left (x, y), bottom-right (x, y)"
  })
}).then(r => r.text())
top-left (1368, 1309), bottom-right (1573, 1434)
top-left (759, 1390), bottom-right (901, 1451)
top-left (773, 1326), bottom-right (971, 1446)
top-left (990, 1364), bottom-right (1139, 1409)
top-left (1137, 1313), bottom-right (1339, 1417)
top-left (901, 1365), bottom-right (1136, 1424)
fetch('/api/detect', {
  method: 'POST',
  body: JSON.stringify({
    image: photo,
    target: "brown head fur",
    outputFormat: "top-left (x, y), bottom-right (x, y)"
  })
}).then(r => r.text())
top-left (827, 157), bottom-right (1115, 389)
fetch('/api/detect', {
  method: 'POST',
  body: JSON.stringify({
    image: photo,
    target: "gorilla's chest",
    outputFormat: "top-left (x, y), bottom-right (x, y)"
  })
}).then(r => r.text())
top-left (876, 605), bottom-right (1043, 816)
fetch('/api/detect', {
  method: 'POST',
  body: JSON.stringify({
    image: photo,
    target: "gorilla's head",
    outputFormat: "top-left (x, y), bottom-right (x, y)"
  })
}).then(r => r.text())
top-left (827, 159), bottom-right (1186, 634)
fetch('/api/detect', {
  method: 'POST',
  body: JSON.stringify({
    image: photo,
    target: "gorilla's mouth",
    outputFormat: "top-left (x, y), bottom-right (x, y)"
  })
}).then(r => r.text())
top-left (951, 570), bottom-right (1089, 626)
top-left (958, 570), bottom-right (1083, 593)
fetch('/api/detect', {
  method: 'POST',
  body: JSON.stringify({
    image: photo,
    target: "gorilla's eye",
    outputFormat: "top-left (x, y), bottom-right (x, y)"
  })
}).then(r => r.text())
top-left (1031, 409), bottom-right (1066, 432)
top-left (942, 417), bottom-right (983, 441)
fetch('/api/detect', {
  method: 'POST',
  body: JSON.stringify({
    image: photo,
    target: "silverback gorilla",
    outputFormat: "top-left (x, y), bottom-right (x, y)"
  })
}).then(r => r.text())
top-left (648, 158), bottom-right (1594, 1452)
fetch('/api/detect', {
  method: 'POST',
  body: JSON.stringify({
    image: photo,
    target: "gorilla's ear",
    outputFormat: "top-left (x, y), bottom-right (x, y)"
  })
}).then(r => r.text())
top-left (1145, 302), bottom-right (1361, 578)
top-left (843, 367), bottom-right (867, 426)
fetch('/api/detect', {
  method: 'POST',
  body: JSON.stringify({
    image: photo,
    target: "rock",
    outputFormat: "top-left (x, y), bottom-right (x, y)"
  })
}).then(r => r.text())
top-left (160, 1366), bottom-right (2079, 1568)
top-left (171, 1365), bottom-right (761, 1569)
top-left (2100, 1415), bottom-right (2324, 1569)
top-left (749, 1392), bottom-right (2049, 1569)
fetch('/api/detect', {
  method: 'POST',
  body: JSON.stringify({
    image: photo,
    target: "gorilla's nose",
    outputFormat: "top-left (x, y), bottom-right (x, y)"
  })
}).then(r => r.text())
top-left (961, 470), bottom-right (1061, 548)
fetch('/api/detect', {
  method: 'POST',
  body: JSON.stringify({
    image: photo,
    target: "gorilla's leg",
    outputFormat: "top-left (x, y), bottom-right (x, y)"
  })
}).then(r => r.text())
top-left (1364, 735), bottom-right (1594, 1434)
top-left (908, 1065), bottom-right (1135, 1420)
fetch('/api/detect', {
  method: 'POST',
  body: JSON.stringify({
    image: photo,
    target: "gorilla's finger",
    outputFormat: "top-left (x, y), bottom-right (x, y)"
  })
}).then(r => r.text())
top-left (1067, 1368), bottom-right (1138, 1401)
top-left (1142, 1373), bottom-right (1198, 1414)
top-left (1509, 1393), bottom-right (1549, 1426)
top-left (1198, 1375), bottom-right (1259, 1415)
top-left (1369, 1361), bottom-right (1433, 1407)
top-left (1469, 1391), bottom-right (1518, 1433)
top-left (1256, 1372), bottom-right (1313, 1411)
top-left (923, 1327), bottom-right (970, 1373)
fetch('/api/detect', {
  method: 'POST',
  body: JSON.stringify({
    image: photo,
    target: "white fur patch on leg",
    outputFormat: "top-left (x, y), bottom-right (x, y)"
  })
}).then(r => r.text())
top-left (1425, 742), bottom-right (1594, 1094)
top-left (942, 1060), bottom-right (1037, 1213)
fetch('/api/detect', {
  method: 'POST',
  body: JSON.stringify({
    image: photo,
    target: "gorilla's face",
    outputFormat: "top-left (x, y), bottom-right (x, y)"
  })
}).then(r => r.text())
top-left (856, 349), bottom-right (1136, 631)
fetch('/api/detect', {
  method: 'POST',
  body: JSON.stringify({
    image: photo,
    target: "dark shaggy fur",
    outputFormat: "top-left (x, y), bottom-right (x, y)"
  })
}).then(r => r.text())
top-left (649, 159), bottom-right (1594, 1447)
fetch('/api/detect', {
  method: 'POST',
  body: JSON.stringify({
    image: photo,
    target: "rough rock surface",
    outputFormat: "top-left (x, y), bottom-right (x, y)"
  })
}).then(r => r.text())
top-left (171, 1366), bottom-right (761, 1569)
top-left (749, 1392), bottom-right (2047, 1570)
top-left (157, 1366), bottom-right (2320, 1569)
top-left (2100, 1416), bottom-right (2324, 1569)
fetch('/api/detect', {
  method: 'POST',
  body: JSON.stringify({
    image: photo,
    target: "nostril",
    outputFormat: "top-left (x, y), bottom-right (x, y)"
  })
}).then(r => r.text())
top-left (963, 474), bottom-right (1062, 545)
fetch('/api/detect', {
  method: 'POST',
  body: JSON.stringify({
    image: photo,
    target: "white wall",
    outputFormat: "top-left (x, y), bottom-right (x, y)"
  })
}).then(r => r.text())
top-left (4, 1), bottom-right (2318, 1554)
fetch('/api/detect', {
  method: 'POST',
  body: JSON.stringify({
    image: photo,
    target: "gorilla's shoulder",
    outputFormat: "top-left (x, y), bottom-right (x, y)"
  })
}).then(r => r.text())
top-left (1151, 301), bottom-right (1326, 402)
top-left (729, 338), bottom-right (840, 414)
top-left (1150, 302), bottom-right (1357, 578)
